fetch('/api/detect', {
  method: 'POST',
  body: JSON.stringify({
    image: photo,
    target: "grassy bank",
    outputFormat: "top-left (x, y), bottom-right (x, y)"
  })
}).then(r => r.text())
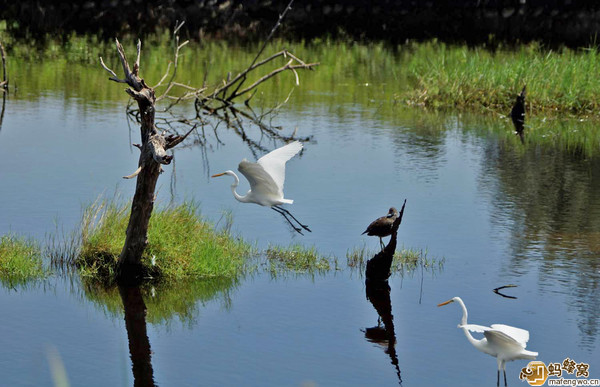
top-left (400, 41), bottom-right (600, 115)
top-left (0, 235), bottom-right (47, 286)
top-left (74, 200), bottom-right (254, 282)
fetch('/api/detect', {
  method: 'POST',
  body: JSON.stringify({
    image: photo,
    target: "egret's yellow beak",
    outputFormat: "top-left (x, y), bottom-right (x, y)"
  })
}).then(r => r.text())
top-left (211, 173), bottom-right (226, 178)
top-left (437, 299), bottom-right (454, 307)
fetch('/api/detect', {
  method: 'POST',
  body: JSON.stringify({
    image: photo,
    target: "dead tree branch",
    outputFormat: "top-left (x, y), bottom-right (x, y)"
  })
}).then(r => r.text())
top-left (0, 41), bottom-right (7, 90)
top-left (122, 0), bottom-right (317, 145)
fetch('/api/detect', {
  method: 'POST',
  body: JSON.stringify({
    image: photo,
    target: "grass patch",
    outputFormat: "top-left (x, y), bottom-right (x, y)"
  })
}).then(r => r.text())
top-left (346, 244), bottom-right (444, 277)
top-left (74, 200), bottom-right (254, 283)
top-left (265, 244), bottom-right (336, 275)
top-left (0, 234), bottom-right (47, 286)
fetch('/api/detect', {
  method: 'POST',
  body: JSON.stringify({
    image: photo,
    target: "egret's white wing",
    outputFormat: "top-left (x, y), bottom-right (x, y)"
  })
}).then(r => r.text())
top-left (491, 324), bottom-right (530, 347)
top-left (238, 159), bottom-right (279, 198)
top-left (483, 329), bottom-right (524, 350)
top-left (460, 324), bottom-right (491, 333)
top-left (257, 141), bottom-right (303, 195)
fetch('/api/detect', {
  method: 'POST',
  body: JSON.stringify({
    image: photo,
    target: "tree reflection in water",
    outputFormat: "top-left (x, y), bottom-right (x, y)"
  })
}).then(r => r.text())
top-left (81, 276), bottom-right (239, 385)
top-left (119, 285), bottom-right (156, 387)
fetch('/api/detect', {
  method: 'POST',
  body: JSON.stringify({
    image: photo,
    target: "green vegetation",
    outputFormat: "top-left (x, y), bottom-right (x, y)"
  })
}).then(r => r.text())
top-left (400, 41), bottom-right (600, 115)
top-left (75, 200), bottom-right (254, 283)
top-left (3, 28), bottom-right (600, 116)
top-left (2, 30), bottom-right (599, 155)
top-left (346, 244), bottom-right (444, 277)
top-left (0, 235), bottom-right (47, 286)
top-left (265, 244), bottom-right (336, 274)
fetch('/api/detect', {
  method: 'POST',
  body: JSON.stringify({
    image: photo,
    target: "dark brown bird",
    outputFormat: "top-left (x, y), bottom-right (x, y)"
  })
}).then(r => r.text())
top-left (511, 85), bottom-right (526, 143)
top-left (362, 207), bottom-right (399, 249)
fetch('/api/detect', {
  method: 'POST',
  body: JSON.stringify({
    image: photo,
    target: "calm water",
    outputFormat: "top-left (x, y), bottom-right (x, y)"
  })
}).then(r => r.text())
top-left (0, 50), bottom-right (599, 386)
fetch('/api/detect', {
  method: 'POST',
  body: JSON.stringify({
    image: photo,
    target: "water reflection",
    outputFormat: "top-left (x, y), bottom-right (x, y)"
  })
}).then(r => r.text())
top-left (493, 284), bottom-right (518, 299)
top-left (119, 284), bottom-right (156, 387)
top-left (364, 280), bottom-right (401, 385)
top-left (0, 91), bottom-right (5, 131)
top-left (480, 133), bottom-right (600, 349)
top-left (79, 276), bottom-right (239, 384)
top-left (81, 277), bottom-right (238, 326)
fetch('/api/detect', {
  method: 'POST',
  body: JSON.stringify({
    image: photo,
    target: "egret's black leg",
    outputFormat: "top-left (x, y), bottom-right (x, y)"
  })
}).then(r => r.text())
top-left (273, 206), bottom-right (311, 232)
top-left (503, 370), bottom-right (507, 387)
top-left (272, 207), bottom-right (303, 235)
top-left (497, 370), bottom-right (500, 387)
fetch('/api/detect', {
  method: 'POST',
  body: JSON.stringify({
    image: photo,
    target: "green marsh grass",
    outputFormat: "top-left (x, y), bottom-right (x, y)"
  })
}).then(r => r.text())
top-left (5, 30), bottom-right (600, 117)
top-left (0, 234), bottom-right (47, 286)
top-left (346, 244), bottom-right (444, 277)
top-left (4, 32), bottom-right (599, 156)
top-left (75, 200), bottom-right (254, 282)
top-left (265, 244), bottom-right (336, 275)
top-left (400, 41), bottom-right (600, 115)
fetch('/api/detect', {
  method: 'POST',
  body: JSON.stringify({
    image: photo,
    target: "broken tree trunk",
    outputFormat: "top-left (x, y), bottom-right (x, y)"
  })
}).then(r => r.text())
top-left (101, 39), bottom-right (187, 279)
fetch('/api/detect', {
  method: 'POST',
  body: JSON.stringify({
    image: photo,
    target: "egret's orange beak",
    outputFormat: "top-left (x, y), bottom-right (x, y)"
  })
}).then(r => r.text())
top-left (211, 173), bottom-right (226, 178)
top-left (437, 299), bottom-right (454, 307)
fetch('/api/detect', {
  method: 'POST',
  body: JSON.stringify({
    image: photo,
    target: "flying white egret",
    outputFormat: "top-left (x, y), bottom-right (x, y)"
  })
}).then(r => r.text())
top-left (211, 141), bottom-right (311, 235)
top-left (437, 297), bottom-right (538, 387)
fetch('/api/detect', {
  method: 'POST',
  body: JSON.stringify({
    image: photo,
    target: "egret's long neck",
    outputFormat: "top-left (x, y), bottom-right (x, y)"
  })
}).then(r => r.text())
top-left (456, 298), bottom-right (468, 325)
top-left (228, 172), bottom-right (249, 203)
top-left (456, 298), bottom-right (482, 348)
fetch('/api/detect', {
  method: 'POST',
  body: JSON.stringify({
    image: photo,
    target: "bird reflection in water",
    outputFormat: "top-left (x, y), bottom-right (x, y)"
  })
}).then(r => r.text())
top-left (510, 85), bottom-right (526, 144)
top-left (119, 284), bottom-right (156, 387)
top-left (365, 280), bottom-right (402, 385)
top-left (362, 200), bottom-right (406, 385)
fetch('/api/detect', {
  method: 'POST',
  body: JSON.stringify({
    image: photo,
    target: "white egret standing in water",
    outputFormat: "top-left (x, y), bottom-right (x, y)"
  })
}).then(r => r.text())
top-left (211, 141), bottom-right (311, 234)
top-left (437, 297), bottom-right (538, 387)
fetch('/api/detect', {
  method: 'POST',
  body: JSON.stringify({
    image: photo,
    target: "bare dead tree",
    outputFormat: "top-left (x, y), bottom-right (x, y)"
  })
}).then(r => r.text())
top-left (100, 39), bottom-right (196, 279)
top-left (0, 40), bottom-right (7, 91)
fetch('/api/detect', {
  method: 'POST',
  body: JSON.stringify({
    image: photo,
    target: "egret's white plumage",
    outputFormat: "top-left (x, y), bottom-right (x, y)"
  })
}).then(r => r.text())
top-left (438, 297), bottom-right (537, 387)
top-left (211, 141), bottom-right (310, 234)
